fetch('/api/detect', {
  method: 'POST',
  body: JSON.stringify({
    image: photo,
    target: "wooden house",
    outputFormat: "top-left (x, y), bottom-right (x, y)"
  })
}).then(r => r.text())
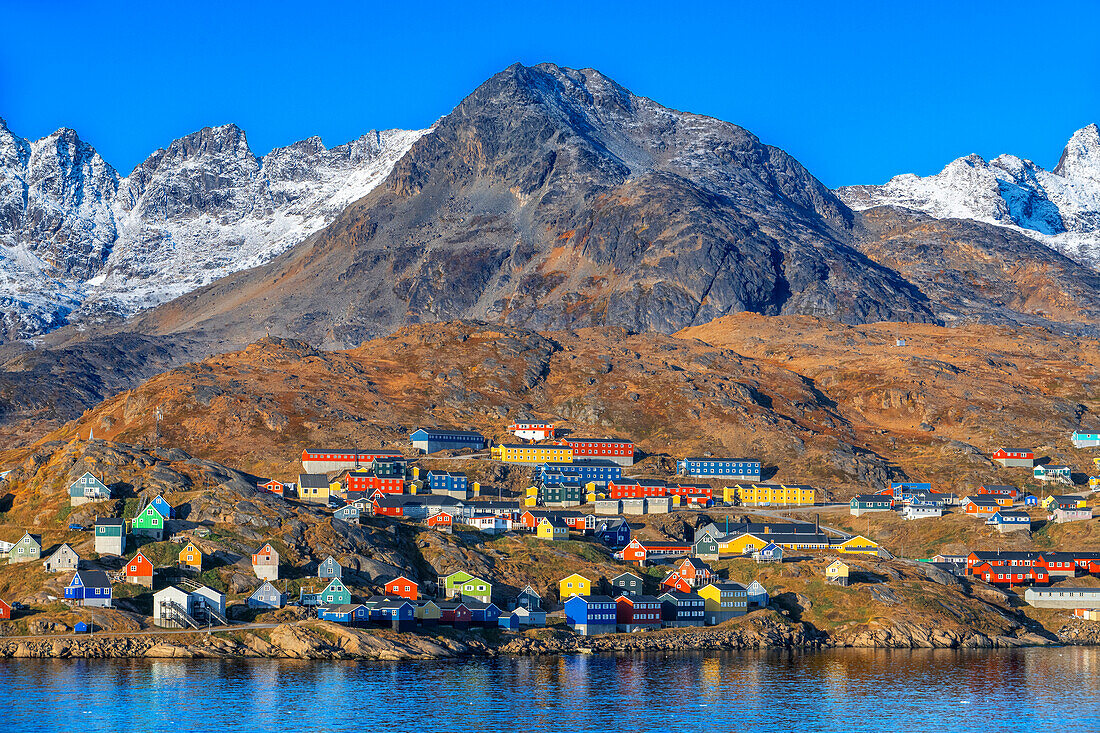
top-left (42, 543), bottom-right (79, 573)
top-left (536, 516), bottom-right (569, 541)
top-left (973, 563), bottom-right (1049, 586)
top-left (850, 495), bottom-right (893, 516)
top-left (987, 510), bottom-right (1032, 533)
top-left (410, 427), bottom-right (486, 454)
top-left (438, 601), bottom-right (472, 629)
top-left (334, 504), bottom-right (360, 524)
top-left (248, 581), bottom-right (287, 610)
top-left (564, 595), bottom-right (618, 635)
top-left (825, 559), bottom-right (849, 586)
top-left (318, 556), bottom-right (343, 580)
top-left (991, 449), bottom-right (1034, 468)
top-left (125, 552), bottom-right (155, 588)
top-left (317, 604), bottom-right (369, 626)
top-left (660, 572), bottom-right (692, 594)
top-left (465, 600), bottom-right (502, 627)
top-left (69, 472), bottom-right (112, 506)
top-left (321, 577), bottom-right (352, 605)
top-left (616, 594), bottom-right (662, 632)
top-left (94, 518), bottom-right (126, 556)
top-left (258, 479), bottom-right (286, 496)
top-left (0, 598), bottom-right (10, 620)
top-left (698, 582), bottom-right (748, 625)
top-left (834, 536), bottom-right (880, 555)
top-left (440, 571), bottom-right (492, 603)
top-left (370, 598), bottom-right (416, 631)
top-left (149, 495), bottom-right (173, 519)
top-left (1034, 464), bottom-right (1073, 484)
top-left (658, 591), bottom-right (705, 627)
top-left (9, 532), bottom-right (42, 563)
top-left (753, 542), bottom-right (784, 563)
top-left (297, 473), bottom-right (332, 504)
top-left (178, 542), bottom-right (203, 571)
top-left (559, 573), bottom-right (592, 599)
top-left (132, 504), bottom-right (167, 540)
top-left (385, 575), bottom-right (418, 600)
top-left (1051, 507), bottom-right (1093, 523)
top-left (427, 510), bottom-right (454, 532)
top-left (515, 585), bottom-right (542, 610)
top-left (746, 580), bottom-right (769, 607)
top-left (962, 496), bottom-right (1002, 516)
top-left (65, 570), bottom-right (112, 608)
top-left (252, 543), bottom-right (280, 581)
top-left (414, 599), bottom-right (442, 626)
top-left (676, 557), bottom-right (715, 587)
top-left (692, 530), bottom-right (721, 561)
top-left (609, 572), bottom-right (644, 596)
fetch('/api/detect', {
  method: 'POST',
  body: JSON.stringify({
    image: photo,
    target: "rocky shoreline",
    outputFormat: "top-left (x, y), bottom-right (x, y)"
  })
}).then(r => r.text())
top-left (0, 612), bottom-right (1090, 661)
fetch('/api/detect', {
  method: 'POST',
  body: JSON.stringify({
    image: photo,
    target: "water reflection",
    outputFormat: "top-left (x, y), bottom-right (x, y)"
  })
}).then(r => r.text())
top-left (0, 648), bottom-right (1097, 732)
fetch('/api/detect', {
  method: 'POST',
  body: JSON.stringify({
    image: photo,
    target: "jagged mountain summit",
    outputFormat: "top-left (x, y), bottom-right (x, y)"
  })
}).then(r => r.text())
top-left (134, 62), bottom-right (941, 348)
top-left (0, 118), bottom-right (426, 341)
top-left (837, 124), bottom-right (1100, 267)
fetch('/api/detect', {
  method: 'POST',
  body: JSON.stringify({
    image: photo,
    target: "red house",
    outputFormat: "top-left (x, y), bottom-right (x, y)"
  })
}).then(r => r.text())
top-left (557, 437), bottom-right (635, 466)
top-left (676, 557), bottom-right (715, 587)
top-left (428, 511), bottom-right (453, 530)
top-left (372, 495), bottom-right (406, 517)
top-left (668, 483), bottom-right (714, 501)
top-left (518, 510), bottom-right (547, 530)
top-left (258, 479), bottom-right (285, 496)
top-left (660, 571), bottom-right (692, 593)
top-left (971, 562), bottom-right (1049, 586)
top-left (439, 602), bottom-right (471, 629)
top-left (385, 576), bottom-right (419, 600)
top-left (0, 598), bottom-right (10, 619)
top-left (621, 538), bottom-right (692, 566)
top-left (977, 485), bottom-right (1018, 500)
top-left (125, 551), bottom-right (155, 588)
top-left (345, 471), bottom-right (404, 495)
top-left (616, 594), bottom-right (662, 630)
top-left (608, 479), bottom-right (669, 500)
top-left (301, 448), bottom-right (404, 472)
top-left (991, 449), bottom-right (1034, 465)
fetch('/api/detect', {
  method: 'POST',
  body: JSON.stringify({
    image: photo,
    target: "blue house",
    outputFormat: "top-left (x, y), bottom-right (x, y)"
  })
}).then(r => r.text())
top-left (595, 519), bottom-right (631, 549)
top-left (1072, 431), bottom-right (1100, 448)
top-left (564, 595), bottom-right (618, 636)
top-left (427, 471), bottom-right (469, 495)
top-left (497, 611), bottom-right (520, 630)
top-left (515, 585), bottom-right (542, 611)
top-left (369, 598), bottom-right (415, 630)
top-left (1022, 493), bottom-right (1039, 506)
top-left (890, 482), bottom-right (933, 499)
top-left (149, 494), bottom-right (173, 519)
top-left (676, 458), bottom-right (761, 480)
top-left (465, 600), bottom-right (502, 627)
top-left (317, 604), bottom-right (369, 626)
top-left (410, 428), bottom-right (486, 454)
top-left (537, 460), bottom-right (622, 486)
top-left (248, 581), bottom-right (287, 610)
top-left (334, 504), bottom-right (360, 524)
top-left (65, 570), bottom-right (112, 608)
top-left (987, 510), bottom-right (1032, 532)
top-left (318, 556), bottom-right (343, 579)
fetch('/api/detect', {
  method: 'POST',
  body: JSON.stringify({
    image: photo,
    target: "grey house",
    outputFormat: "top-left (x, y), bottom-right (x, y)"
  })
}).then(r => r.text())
top-left (69, 472), bottom-right (112, 506)
top-left (9, 532), bottom-right (42, 564)
top-left (318, 556), bottom-right (343, 579)
top-left (610, 571), bottom-right (644, 596)
top-left (43, 543), bottom-right (80, 572)
top-left (94, 518), bottom-right (127, 556)
top-left (248, 581), bottom-right (287, 610)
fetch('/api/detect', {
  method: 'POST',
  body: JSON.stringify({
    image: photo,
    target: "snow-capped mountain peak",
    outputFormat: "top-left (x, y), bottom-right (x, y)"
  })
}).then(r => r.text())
top-left (0, 120), bottom-right (426, 341)
top-left (836, 124), bottom-right (1100, 266)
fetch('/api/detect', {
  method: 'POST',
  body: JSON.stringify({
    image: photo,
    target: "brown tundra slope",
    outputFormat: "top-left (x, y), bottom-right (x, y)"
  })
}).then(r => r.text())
top-left (4, 315), bottom-right (1100, 496)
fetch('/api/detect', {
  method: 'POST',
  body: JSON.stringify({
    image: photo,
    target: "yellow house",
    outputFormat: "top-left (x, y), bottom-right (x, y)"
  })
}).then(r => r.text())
top-left (835, 535), bottom-right (880, 555)
top-left (719, 532), bottom-right (770, 555)
top-left (1089, 476), bottom-right (1100, 489)
top-left (472, 481), bottom-right (481, 496)
top-left (559, 573), bottom-right (592, 598)
top-left (178, 542), bottom-right (203, 571)
top-left (736, 483), bottom-right (816, 506)
top-left (491, 443), bottom-right (573, 464)
top-left (298, 474), bottom-right (331, 504)
top-left (825, 559), bottom-right (849, 585)
top-left (525, 495), bottom-right (538, 507)
top-left (697, 582), bottom-right (748, 624)
top-left (536, 517), bottom-right (569, 541)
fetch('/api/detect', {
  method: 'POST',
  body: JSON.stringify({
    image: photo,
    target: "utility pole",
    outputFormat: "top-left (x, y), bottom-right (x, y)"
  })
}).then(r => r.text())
top-left (155, 406), bottom-right (163, 446)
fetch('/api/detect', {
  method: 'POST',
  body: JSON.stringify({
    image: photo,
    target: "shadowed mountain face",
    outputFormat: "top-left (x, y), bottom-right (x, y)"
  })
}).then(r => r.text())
top-left (133, 63), bottom-right (936, 348)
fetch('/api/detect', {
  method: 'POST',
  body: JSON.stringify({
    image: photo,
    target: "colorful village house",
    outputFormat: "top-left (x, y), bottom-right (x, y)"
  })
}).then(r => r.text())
top-left (297, 473), bottom-right (331, 504)
top-left (698, 582), bottom-right (748, 625)
top-left (610, 572), bottom-right (644, 596)
top-left (515, 585), bottom-right (543, 610)
top-left (825, 558), bottom-right (850, 586)
top-left (248, 581), bottom-right (287, 610)
top-left (835, 536), bottom-right (880, 555)
top-left (850, 495), bottom-right (893, 516)
top-left (321, 577), bottom-right (352, 605)
top-left (1051, 506), bottom-right (1093, 524)
top-left (317, 604), bottom-right (369, 626)
top-left (677, 457), bottom-right (761, 481)
top-left (660, 572), bottom-right (692, 594)
top-left (559, 573), bottom-right (592, 599)
top-left (149, 494), bottom-right (173, 519)
top-left (125, 551), bottom-right (155, 588)
top-left (252, 543), bottom-right (280, 581)
top-left (677, 557), bottom-right (715, 587)
top-left (616, 594), bottom-right (663, 632)
top-left (414, 598), bottom-right (442, 626)
top-left (132, 503), bottom-right (167, 540)
top-left (987, 510), bottom-right (1032, 533)
top-left (177, 542), bottom-right (203, 571)
top-left (371, 598), bottom-right (417, 631)
top-left (962, 496), bottom-right (1002, 516)
top-left (509, 421), bottom-right (556, 441)
top-left (43, 543), bottom-right (80, 573)
top-left (1034, 464), bottom-right (1073, 484)
top-left (9, 532), bottom-right (42, 563)
top-left (555, 437), bottom-right (635, 467)
top-left (991, 449), bottom-right (1035, 468)
top-left (385, 575), bottom-right (419, 600)
top-left (565, 595), bottom-right (618, 635)
top-left (409, 427), bottom-right (487, 454)
top-left (317, 556), bottom-right (343, 579)
top-left (746, 580), bottom-right (770, 608)
top-left (753, 542), bottom-right (784, 563)
top-left (65, 570), bottom-right (112, 607)
top-left (438, 600), bottom-right (473, 628)
top-left (0, 598), bottom-right (10, 620)
top-left (258, 479), bottom-right (286, 496)
top-left (1071, 431), bottom-right (1100, 448)
top-left (334, 503), bottom-right (360, 524)
top-left (69, 472), bottom-right (112, 506)
top-left (94, 518), bottom-right (126, 556)
top-left (659, 591), bottom-right (705, 627)
top-left (427, 510), bottom-right (454, 532)
top-left (737, 483), bottom-right (816, 507)
top-left (491, 443), bottom-right (573, 464)
top-left (301, 447), bottom-right (405, 473)
top-left (692, 530), bottom-right (721, 561)
top-left (152, 581), bottom-right (226, 628)
top-left (465, 600), bottom-right (502, 627)
top-left (537, 516), bottom-right (570, 541)
top-left (594, 518), bottom-right (631, 548)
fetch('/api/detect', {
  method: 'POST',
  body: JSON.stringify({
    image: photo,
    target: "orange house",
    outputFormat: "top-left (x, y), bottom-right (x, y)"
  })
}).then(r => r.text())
top-left (125, 551), bottom-right (154, 588)
top-left (0, 598), bottom-right (10, 619)
top-left (385, 575), bottom-right (419, 600)
top-left (660, 571), bottom-right (692, 594)
top-left (428, 511), bottom-right (453, 531)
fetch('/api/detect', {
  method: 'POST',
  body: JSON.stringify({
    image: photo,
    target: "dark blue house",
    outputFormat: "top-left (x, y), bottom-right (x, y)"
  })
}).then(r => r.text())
top-left (369, 599), bottom-right (415, 631)
top-left (595, 519), bottom-right (631, 549)
top-left (427, 471), bottom-right (469, 494)
top-left (890, 482), bottom-right (933, 499)
top-left (564, 595), bottom-right (618, 635)
top-left (465, 600), bottom-right (502, 627)
top-left (317, 604), bottom-right (369, 626)
top-left (538, 460), bottom-right (622, 486)
top-left (676, 458), bottom-right (761, 480)
top-left (410, 428), bottom-right (486, 454)
top-left (149, 494), bottom-right (173, 519)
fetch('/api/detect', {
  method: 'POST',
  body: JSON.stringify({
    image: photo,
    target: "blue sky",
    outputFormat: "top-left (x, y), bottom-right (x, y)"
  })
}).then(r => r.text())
top-left (1, 0), bottom-right (1097, 187)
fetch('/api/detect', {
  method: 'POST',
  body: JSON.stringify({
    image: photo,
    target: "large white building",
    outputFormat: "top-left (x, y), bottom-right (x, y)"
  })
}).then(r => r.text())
top-left (153, 580), bottom-right (226, 628)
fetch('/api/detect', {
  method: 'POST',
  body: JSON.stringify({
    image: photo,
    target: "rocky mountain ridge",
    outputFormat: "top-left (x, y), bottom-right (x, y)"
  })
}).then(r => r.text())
top-left (838, 123), bottom-right (1100, 267)
top-left (0, 117), bottom-right (425, 341)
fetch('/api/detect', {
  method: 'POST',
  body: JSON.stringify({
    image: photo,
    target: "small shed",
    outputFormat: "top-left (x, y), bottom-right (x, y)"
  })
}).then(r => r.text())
top-left (74, 621), bottom-right (92, 634)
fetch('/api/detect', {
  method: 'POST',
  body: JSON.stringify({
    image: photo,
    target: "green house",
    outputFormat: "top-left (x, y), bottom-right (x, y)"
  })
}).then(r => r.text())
top-left (541, 483), bottom-right (587, 505)
top-left (692, 531), bottom-right (720, 561)
top-left (9, 532), bottom-right (42, 564)
top-left (132, 504), bottom-right (167, 540)
top-left (94, 518), bottom-right (126, 556)
top-left (321, 577), bottom-right (352, 605)
top-left (458, 576), bottom-right (492, 603)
